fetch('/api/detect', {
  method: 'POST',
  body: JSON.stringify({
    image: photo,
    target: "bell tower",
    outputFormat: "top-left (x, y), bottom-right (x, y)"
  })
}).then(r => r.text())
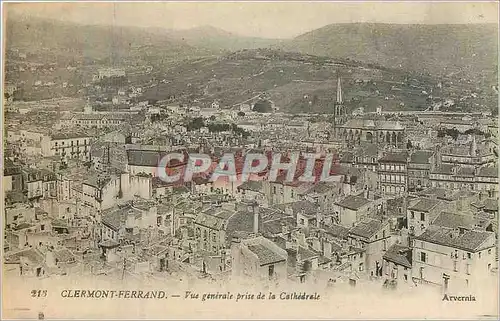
top-left (334, 73), bottom-right (347, 125)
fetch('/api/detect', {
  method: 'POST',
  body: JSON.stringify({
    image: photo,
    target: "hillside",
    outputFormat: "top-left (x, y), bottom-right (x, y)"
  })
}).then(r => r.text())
top-left (144, 49), bottom-right (494, 114)
top-left (4, 15), bottom-right (208, 65)
top-left (165, 26), bottom-right (281, 52)
top-left (280, 23), bottom-right (498, 80)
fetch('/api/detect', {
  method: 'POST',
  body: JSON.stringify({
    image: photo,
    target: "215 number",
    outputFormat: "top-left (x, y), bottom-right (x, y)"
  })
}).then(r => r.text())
top-left (31, 290), bottom-right (47, 298)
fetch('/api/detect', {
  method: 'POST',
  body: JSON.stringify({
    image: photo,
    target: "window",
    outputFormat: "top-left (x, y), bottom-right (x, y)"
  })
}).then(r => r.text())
top-left (300, 218), bottom-right (305, 225)
top-left (467, 252), bottom-right (471, 259)
top-left (358, 263), bottom-right (364, 271)
top-left (488, 249), bottom-right (492, 255)
top-left (420, 213), bottom-right (425, 221)
top-left (410, 211), bottom-right (415, 219)
top-left (40, 224), bottom-right (45, 231)
top-left (453, 260), bottom-right (458, 272)
top-left (420, 252), bottom-right (427, 263)
top-left (466, 264), bottom-right (470, 275)
top-left (478, 252), bottom-right (481, 259)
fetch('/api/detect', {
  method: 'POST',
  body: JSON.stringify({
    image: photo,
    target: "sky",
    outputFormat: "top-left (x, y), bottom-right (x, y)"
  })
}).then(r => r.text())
top-left (5, 1), bottom-right (499, 39)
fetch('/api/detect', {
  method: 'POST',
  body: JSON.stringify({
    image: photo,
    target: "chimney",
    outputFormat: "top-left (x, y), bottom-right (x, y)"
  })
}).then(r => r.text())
top-left (230, 236), bottom-right (242, 277)
top-left (251, 202), bottom-right (259, 234)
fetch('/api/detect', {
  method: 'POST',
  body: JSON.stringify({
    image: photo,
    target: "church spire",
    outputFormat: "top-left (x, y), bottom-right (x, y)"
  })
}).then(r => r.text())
top-left (336, 74), bottom-right (343, 105)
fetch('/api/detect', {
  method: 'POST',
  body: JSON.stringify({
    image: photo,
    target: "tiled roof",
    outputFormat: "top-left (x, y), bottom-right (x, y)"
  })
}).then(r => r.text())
top-left (410, 150), bottom-right (434, 164)
top-left (431, 164), bottom-right (455, 175)
top-left (457, 167), bottom-right (475, 177)
top-left (4, 248), bottom-right (44, 265)
top-left (194, 213), bottom-right (227, 230)
top-left (340, 152), bottom-right (354, 163)
top-left (379, 151), bottom-right (408, 163)
top-left (298, 246), bottom-right (320, 261)
top-left (53, 247), bottom-right (75, 263)
top-left (247, 244), bottom-right (286, 266)
top-left (237, 181), bottom-right (263, 192)
top-left (127, 149), bottom-right (169, 167)
top-left (225, 210), bottom-right (258, 238)
top-left (431, 212), bottom-right (479, 230)
top-left (408, 198), bottom-right (442, 212)
top-left (383, 244), bottom-right (412, 268)
top-left (415, 227), bottom-right (495, 252)
top-left (322, 224), bottom-right (350, 239)
top-left (303, 182), bottom-right (339, 195)
top-left (101, 205), bottom-right (140, 231)
top-left (478, 166), bottom-right (497, 178)
top-left (336, 195), bottom-right (371, 211)
top-left (276, 200), bottom-right (319, 216)
top-left (261, 217), bottom-right (294, 236)
top-left (83, 174), bottom-right (113, 189)
top-left (349, 218), bottom-right (384, 239)
top-left (416, 187), bottom-right (460, 201)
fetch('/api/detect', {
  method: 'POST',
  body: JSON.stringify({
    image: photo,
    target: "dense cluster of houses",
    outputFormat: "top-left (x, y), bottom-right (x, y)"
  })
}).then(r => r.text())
top-left (3, 74), bottom-right (497, 295)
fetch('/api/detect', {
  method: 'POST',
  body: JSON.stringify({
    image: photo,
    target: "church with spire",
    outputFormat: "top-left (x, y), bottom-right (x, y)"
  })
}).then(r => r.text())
top-left (333, 74), bottom-right (347, 126)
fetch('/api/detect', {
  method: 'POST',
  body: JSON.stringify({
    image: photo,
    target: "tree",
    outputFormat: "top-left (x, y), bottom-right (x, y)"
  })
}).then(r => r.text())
top-left (237, 111), bottom-right (245, 117)
top-left (209, 115), bottom-right (216, 121)
top-left (186, 117), bottom-right (205, 131)
top-left (252, 100), bottom-right (273, 113)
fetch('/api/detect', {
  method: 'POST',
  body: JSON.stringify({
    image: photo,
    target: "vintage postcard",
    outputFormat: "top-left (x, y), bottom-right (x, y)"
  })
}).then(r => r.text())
top-left (1, 1), bottom-right (499, 319)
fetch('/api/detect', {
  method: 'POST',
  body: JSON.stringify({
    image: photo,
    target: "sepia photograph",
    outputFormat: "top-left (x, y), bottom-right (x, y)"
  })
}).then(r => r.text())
top-left (1, 1), bottom-right (499, 319)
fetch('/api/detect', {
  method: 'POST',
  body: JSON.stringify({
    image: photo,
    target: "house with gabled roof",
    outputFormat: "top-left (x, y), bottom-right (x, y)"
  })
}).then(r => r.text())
top-left (412, 226), bottom-right (496, 291)
top-left (382, 244), bottom-right (412, 285)
top-left (230, 235), bottom-right (287, 283)
top-left (348, 217), bottom-right (394, 278)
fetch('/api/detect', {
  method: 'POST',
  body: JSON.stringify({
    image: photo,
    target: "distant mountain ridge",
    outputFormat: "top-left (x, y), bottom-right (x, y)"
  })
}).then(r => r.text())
top-left (5, 15), bottom-right (498, 81)
top-left (165, 25), bottom-right (282, 52)
top-left (280, 23), bottom-right (498, 78)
